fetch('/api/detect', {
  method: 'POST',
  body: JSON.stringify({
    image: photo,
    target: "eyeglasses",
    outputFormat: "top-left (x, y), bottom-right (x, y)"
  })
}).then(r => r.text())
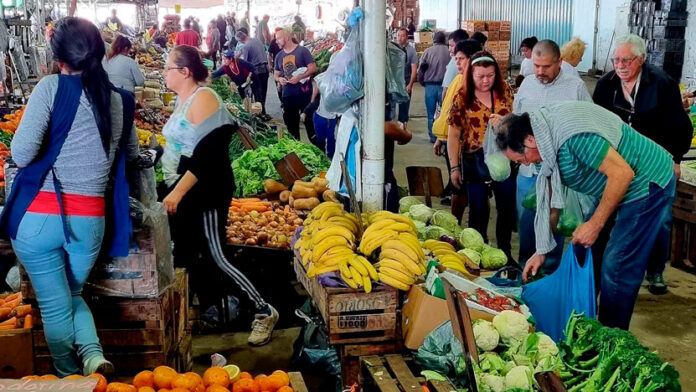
top-left (163, 66), bottom-right (184, 72)
top-left (520, 144), bottom-right (537, 165)
top-left (612, 56), bottom-right (637, 66)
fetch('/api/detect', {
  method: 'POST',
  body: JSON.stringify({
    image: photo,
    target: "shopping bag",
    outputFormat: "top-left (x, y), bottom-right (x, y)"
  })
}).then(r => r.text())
top-left (482, 122), bottom-right (511, 182)
top-left (386, 42), bottom-right (409, 104)
top-left (316, 24), bottom-right (363, 114)
top-left (556, 189), bottom-right (584, 237)
top-left (521, 245), bottom-right (596, 341)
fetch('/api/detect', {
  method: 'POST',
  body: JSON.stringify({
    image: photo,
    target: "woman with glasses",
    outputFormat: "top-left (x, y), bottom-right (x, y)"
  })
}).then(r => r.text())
top-left (592, 34), bottom-right (692, 295)
top-left (447, 51), bottom-right (516, 263)
top-left (495, 101), bottom-right (677, 330)
top-left (160, 45), bottom-right (279, 346)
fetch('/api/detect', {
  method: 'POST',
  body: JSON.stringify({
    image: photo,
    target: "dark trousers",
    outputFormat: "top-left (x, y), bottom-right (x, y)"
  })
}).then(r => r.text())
top-left (255, 72), bottom-right (269, 114)
top-left (465, 176), bottom-right (516, 254)
top-left (282, 92), bottom-right (312, 140)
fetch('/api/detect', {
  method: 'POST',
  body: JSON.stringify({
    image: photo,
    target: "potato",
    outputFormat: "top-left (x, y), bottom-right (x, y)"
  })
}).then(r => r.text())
top-left (322, 189), bottom-right (339, 203)
top-left (292, 184), bottom-right (318, 199)
top-left (264, 179), bottom-right (288, 194)
top-left (279, 190), bottom-right (291, 203)
top-left (293, 197), bottom-right (321, 210)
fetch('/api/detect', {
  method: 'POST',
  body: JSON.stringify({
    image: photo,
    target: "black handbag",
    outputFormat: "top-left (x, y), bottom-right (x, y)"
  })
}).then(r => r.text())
top-left (459, 90), bottom-right (494, 183)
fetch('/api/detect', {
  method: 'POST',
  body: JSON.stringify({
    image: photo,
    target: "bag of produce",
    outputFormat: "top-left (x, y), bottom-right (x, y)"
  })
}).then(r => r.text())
top-left (316, 25), bottom-right (363, 114)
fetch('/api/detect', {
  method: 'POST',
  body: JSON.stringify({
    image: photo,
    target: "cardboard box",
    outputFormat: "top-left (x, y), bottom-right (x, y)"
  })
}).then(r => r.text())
top-left (488, 31), bottom-right (500, 41)
top-left (415, 31), bottom-right (433, 44)
top-left (402, 284), bottom-right (450, 350)
top-left (500, 30), bottom-right (512, 41)
top-left (500, 21), bottom-right (512, 31)
top-left (486, 21), bottom-right (501, 31)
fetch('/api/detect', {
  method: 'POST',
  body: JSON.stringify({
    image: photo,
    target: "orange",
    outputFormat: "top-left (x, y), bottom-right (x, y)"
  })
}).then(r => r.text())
top-left (88, 373), bottom-right (109, 392)
top-left (138, 388), bottom-right (156, 392)
top-left (205, 386), bottom-right (229, 392)
top-left (157, 389), bottom-right (171, 392)
top-left (238, 373), bottom-right (252, 380)
top-left (266, 376), bottom-right (286, 391)
top-left (231, 379), bottom-right (259, 392)
top-left (21, 376), bottom-right (41, 380)
top-left (203, 367), bottom-right (230, 388)
top-left (170, 388), bottom-right (190, 392)
top-left (153, 367), bottom-right (178, 389)
top-left (172, 373), bottom-right (199, 391)
top-left (194, 383), bottom-right (206, 392)
top-left (184, 373), bottom-right (204, 386)
top-left (133, 370), bottom-right (155, 389)
top-left (106, 383), bottom-right (137, 392)
top-left (40, 375), bottom-right (59, 380)
top-left (277, 388), bottom-right (293, 392)
top-left (64, 375), bottom-right (84, 380)
top-left (270, 372), bottom-right (289, 388)
top-left (254, 376), bottom-right (273, 392)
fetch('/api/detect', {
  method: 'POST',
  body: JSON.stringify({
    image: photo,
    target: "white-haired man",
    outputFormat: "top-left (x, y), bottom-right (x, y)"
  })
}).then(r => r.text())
top-left (593, 34), bottom-right (693, 295)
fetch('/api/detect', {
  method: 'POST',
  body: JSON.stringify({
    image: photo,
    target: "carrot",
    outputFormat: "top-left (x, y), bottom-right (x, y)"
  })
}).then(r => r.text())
top-left (0, 316), bottom-right (17, 327)
top-left (0, 298), bottom-right (5, 306)
top-left (12, 304), bottom-right (31, 317)
top-left (0, 307), bottom-right (11, 319)
top-left (4, 292), bottom-right (21, 302)
top-left (23, 314), bottom-right (33, 329)
top-left (2, 297), bottom-right (20, 309)
top-left (0, 324), bottom-right (17, 330)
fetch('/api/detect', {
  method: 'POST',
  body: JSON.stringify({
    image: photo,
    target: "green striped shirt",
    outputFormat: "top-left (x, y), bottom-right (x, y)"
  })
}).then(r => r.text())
top-left (558, 124), bottom-right (674, 204)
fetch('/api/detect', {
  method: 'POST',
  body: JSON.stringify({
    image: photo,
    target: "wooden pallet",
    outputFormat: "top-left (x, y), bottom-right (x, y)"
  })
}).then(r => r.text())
top-left (293, 258), bottom-right (399, 344)
top-left (172, 268), bottom-right (191, 342)
top-left (360, 355), bottom-right (457, 392)
top-left (671, 180), bottom-right (696, 274)
top-left (340, 340), bottom-right (403, 387)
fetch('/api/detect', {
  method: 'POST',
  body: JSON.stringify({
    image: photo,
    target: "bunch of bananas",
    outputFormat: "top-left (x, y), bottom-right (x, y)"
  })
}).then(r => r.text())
top-left (338, 254), bottom-right (378, 293)
top-left (375, 233), bottom-right (426, 291)
top-left (294, 202), bottom-right (362, 278)
top-left (358, 211), bottom-right (418, 256)
top-left (423, 240), bottom-right (478, 279)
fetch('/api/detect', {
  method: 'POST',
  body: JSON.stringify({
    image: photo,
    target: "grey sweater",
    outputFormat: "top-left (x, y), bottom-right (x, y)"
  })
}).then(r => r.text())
top-left (103, 54), bottom-right (145, 93)
top-left (11, 75), bottom-right (139, 197)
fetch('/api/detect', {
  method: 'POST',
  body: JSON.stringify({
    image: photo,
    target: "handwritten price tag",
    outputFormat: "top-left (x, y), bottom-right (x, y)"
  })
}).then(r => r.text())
top-left (0, 378), bottom-right (97, 392)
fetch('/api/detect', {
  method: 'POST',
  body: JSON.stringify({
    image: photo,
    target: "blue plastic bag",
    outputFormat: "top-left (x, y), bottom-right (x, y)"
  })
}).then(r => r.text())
top-left (521, 245), bottom-right (596, 341)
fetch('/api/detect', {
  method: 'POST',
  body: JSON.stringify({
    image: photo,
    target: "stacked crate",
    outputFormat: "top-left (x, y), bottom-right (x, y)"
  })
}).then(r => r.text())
top-left (462, 20), bottom-right (512, 74)
top-left (22, 223), bottom-right (192, 375)
top-left (629, 0), bottom-right (688, 80)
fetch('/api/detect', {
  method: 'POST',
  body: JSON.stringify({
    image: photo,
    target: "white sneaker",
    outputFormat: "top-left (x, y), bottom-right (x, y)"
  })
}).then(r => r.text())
top-left (248, 305), bottom-right (279, 346)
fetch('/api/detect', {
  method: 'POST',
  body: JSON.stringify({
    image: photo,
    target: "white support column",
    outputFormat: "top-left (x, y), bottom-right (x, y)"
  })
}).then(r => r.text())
top-left (360, 0), bottom-right (386, 212)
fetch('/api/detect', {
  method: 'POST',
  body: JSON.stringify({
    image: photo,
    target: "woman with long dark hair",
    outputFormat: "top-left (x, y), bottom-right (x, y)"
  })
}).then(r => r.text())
top-left (1, 17), bottom-right (139, 376)
top-left (447, 51), bottom-right (516, 262)
top-left (161, 46), bottom-right (279, 346)
top-left (103, 35), bottom-right (144, 93)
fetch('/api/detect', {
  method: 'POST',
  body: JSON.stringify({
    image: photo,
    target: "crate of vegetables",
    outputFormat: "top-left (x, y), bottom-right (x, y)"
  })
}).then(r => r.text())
top-left (226, 198), bottom-right (304, 249)
top-left (0, 292), bottom-right (34, 378)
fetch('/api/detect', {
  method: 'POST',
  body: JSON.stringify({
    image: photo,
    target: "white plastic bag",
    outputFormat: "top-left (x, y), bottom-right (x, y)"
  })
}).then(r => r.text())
top-left (483, 122), bottom-right (511, 181)
top-left (316, 25), bottom-right (363, 114)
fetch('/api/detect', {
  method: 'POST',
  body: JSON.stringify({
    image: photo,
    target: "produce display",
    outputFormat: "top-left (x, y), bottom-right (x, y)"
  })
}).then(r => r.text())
top-left (232, 138), bottom-right (331, 197)
top-left (20, 365), bottom-right (299, 392)
top-left (296, 203), bottom-right (427, 292)
top-left (226, 199), bottom-right (303, 248)
top-left (422, 239), bottom-right (479, 277)
top-left (461, 288), bottom-right (523, 314)
top-left (0, 292), bottom-right (33, 330)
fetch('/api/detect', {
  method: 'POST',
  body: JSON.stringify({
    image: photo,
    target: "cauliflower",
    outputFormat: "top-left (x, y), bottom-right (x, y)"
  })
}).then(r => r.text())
top-left (536, 333), bottom-right (559, 358)
top-left (492, 310), bottom-right (530, 344)
top-left (480, 374), bottom-right (506, 392)
top-left (505, 365), bottom-right (533, 390)
top-left (473, 320), bottom-right (500, 351)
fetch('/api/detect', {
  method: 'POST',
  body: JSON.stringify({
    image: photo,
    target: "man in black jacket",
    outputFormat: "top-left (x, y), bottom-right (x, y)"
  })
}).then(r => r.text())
top-left (593, 34), bottom-right (693, 295)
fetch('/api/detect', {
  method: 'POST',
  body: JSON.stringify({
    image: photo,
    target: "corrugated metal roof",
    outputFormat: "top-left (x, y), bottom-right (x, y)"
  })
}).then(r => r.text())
top-left (158, 0), bottom-right (225, 8)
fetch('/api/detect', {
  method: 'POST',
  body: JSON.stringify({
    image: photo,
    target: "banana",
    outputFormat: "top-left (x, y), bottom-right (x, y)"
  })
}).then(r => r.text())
top-left (327, 216), bottom-right (358, 233)
top-left (307, 263), bottom-right (317, 277)
top-left (376, 258), bottom-right (412, 275)
top-left (312, 226), bottom-right (356, 244)
top-left (460, 254), bottom-right (480, 270)
top-left (423, 240), bottom-right (455, 252)
top-left (301, 250), bottom-right (312, 266)
top-left (313, 201), bottom-right (343, 217)
top-left (362, 275), bottom-right (373, 293)
top-left (382, 256), bottom-right (422, 276)
top-left (348, 266), bottom-right (364, 287)
top-left (342, 273), bottom-right (359, 289)
top-left (371, 212), bottom-right (418, 232)
top-left (440, 262), bottom-right (477, 279)
top-left (378, 272), bottom-right (412, 291)
top-left (338, 260), bottom-right (352, 279)
top-left (382, 240), bottom-right (420, 262)
top-left (355, 255), bottom-right (378, 280)
top-left (361, 219), bottom-right (398, 239)
top-left (399, 233), bottom-right (425, 259)
top-left (318, 252), bottom-right (352, 266)
top-left (379, 267), bottom-right (416, 285)
top-left (358, 231), bottom-right (398, 255)
top-left (439, 254), bottom-right (464, 266)
top-left (379, 248), bottom-right (419, 266)
top-left (314, 265), bottom-right (340, 275)
top-left (312, 236), bottom-right (351, 261)
top-left (383, 222), bottom-right (415, 234)
top-left (348, 255), bottom-right (369, 276)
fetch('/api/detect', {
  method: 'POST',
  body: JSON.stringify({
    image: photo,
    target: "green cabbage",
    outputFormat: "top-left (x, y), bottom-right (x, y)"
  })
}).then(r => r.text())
top-left (485, 152), bottom-right (511, 182)
top-left (557, 208), bottom-right (582, 237)
top-left (417, 226), bottom-right (427, 241)
top-left (458, 228), bottom-right (485, 252)
top-left (458, 249), bottom-right (481, 266)
top-left (481, 247), bottom-right (508, 269)
top-left (399, 196), bottom-right (423, 213)
top-left (425, 226), bottom-right (452, 240)
top-left (409, 204), bottom-right (434, 223)
top-left (413, 220), bottom-right (427, 231)
top-left (431, 210), bottom-right (459, 233)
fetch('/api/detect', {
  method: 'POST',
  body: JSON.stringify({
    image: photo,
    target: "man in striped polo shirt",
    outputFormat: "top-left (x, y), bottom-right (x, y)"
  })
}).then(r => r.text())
top-left (495, 101), bottom-right (676, 330)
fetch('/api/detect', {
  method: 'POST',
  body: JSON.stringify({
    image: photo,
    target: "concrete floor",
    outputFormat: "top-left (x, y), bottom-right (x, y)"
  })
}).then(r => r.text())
top-left (192, 77), bottom-right (696, 391)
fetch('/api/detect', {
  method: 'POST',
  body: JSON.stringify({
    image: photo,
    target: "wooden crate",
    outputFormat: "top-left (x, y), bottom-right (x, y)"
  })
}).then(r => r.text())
top-left (294, 258), bottom-right (399, 344)
top-left (670, 180), bottom-right (696, 274)
top-left (172, 331), bottom-right (193, 373)
top-left (0, 328), bottom-right (34, 378)
top-left (288, 372), bottom-right (310, 392)
top-left (33, 285), bottom-right (179, 375)
top-left (360, 355), bottom-right (458, 392)
top-left (172, 268), bottom-right (191, 343)
top-left (340, 341), bottom-right (403, 387)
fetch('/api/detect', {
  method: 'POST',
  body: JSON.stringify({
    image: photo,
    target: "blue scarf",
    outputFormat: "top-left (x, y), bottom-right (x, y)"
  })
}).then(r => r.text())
top-left (0, 74), bottom-right (133, 257)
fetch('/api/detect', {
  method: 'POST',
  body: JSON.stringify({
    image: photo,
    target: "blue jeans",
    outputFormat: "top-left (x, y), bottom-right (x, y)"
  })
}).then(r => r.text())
top-left (12, 213), bottom-right (105, 376)
top-left (596, 176), bottom-right (676, 329)
top-left (467, 176), bottom-right (516, 253)
top-left (424, 83), bottom-right (443, 142)
top-left (313, 113), bottom-right (338, 159)
top-left (397, 96), bottom-right (411, 123)
top-left (517, 174), bottom-right (564, 272)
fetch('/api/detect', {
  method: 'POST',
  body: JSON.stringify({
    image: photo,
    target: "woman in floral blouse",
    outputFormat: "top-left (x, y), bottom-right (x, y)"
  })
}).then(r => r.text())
top-left (447, 51), bottom-right (517, 262)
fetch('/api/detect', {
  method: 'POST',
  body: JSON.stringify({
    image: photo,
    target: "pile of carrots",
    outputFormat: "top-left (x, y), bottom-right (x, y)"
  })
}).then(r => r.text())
top-left (0, 292), bottom-right (33, 331)
top-left (0, 106), bottom-right (26, 134)
top-left (229, 198), bottom-right (273, 213)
